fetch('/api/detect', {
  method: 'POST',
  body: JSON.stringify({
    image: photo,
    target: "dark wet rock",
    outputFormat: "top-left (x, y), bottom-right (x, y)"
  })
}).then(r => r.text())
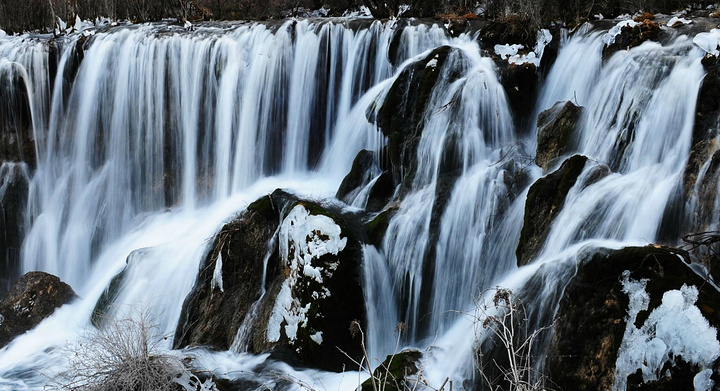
top-left (516, 155), bottom-right (588, 266)
top-left (0, 271), bottom-right (76, 348)
top-left (603, 19), bottom-right (661, 60)
top-left (360, 349), bottom-right (423, 391)
top-left (538, 27), bottom-right (562, 77)
top-left (548, 245), bottom-right (720, 391)
top-left (536, 100), bottom-right (584, 172)
top-left (499, 62), bottom-right (539, 131)
top-left (478, 17), bottom-right (537, 50)
top-left (175, 189), bottom-right (366, 372)
top-left (684, 55), bottom-right (720, 233)
top-left (366, 206), bottom-right (398, 247)
top-left (91, 247), bottom-right (151, 327)
top-left (366, 171), bottom-right (395, 212)
top-left (0, 69), bottom-right (35, 169)
top-left (0, 163), bottom-right (30, 299)
top-left (336, 150), bottom-right (377, 202)
top-left (373, 45), bottom-right (455, 189)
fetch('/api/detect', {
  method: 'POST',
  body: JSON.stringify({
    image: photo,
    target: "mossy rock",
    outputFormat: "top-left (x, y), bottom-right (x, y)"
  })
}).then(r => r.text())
top-left (360, 350), bottom-right (423, 391)
top-left (367, 206), bottom-right (399, 247)
top-left (516, 154), bottom-right (588, 266)
top-left (548, 245), bottom-right (720, 391)
top-left (536, 100), bottom-right (584, 172)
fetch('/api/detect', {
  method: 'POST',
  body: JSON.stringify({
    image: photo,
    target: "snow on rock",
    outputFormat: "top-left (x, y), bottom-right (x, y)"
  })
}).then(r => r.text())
top-left (267, 205), bottom-right (347, 343)
top-left (494, 44), bottom-right (540, 66)
top-left (342, 6), bottom-right (373, 18)
top-left (535, 29), bottom-right (552, 60)
top-left (425, 54), bottom-right (439, 69)
top-left (0, 29), bottom-right (6, 39)
top-left (614, 271), bottom-right (720, 390)
top-left (667, 16), bottom-right (692, 27)
top-left (603, 20), bottom-right (638, 46)
top-left (694, 29), bottom-right (720, 57)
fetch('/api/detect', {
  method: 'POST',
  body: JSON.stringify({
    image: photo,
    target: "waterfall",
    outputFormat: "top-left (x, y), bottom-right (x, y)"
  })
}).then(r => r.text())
top-left (0, 16), bottom-right (715, 390)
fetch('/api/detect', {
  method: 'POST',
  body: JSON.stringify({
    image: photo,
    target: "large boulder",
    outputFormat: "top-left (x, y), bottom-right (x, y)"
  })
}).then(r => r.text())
top-left (360, 349), bottom-right (423, 391)
top-left (548, 245), bottom-right (720, 390)
top-left (535, 101), bottom-right (584, 172)
top-left (516, 155), bottom-right (591, 266)
top-left (175, 189), bottom-right (366, 372)
top-left (0, 271), bottom-right (76, 348)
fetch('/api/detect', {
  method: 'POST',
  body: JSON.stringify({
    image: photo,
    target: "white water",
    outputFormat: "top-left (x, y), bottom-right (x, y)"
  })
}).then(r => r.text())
top-left (0, 18), bottom-right (714, 390)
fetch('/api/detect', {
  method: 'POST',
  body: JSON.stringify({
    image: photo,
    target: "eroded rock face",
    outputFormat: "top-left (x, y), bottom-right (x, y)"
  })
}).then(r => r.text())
top-left (548, 245), bottom-right (720, 391)
top-left (175, 189), bottom-right (366, 372)
top-left (0, 271), bottom-right (76, 348)
top-left (536, 101), bottom-right (584, 172)
top-left (516, 155), bottom-right (589, 266)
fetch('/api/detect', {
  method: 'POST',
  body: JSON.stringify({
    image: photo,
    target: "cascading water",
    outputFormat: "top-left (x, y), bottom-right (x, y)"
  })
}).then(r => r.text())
top-left (0, 15), bottom-right (717, 391)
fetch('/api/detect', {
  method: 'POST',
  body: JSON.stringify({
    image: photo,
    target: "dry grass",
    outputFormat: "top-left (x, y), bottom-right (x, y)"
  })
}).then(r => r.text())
top-left (60, 309), bottom-right (208, 391)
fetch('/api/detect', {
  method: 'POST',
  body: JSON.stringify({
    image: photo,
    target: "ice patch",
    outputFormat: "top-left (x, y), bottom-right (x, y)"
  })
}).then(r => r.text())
top-left (694, 369), bottom-right (714, 391)
top-left (267, 205), bottom-right (347, 343)
top-left (211, 252), bottom-right (224, 292)
top-left (603, 20), bottom-right (638, 46)
top-left (694, 29), bottom-right (720, 57)
top-left (667, 17), bottom-right (692, 27)
top-left (614, 271), bottom-right (720, 390)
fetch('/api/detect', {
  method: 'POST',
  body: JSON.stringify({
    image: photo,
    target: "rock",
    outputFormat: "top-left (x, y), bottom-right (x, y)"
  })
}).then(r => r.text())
top-left (0, 163), bottom-right (30, 299)
top-left (536, 101), bottom-right (584, 172)
top-left (0, 271), bottom-right (76, 348)
top-left (516, 155), bottom-right (588, 266)
top-left (603, 19), bottom-right (660, 60)
top-left (684, 55), bottom-right (720, 232)
top-left (548, 245), bottom-right (720, 391)
top-left (0, 68), bottom-right (35, 169)
top-left (373, 46), bottom-right (456, 189)
top-left (499, 62), bottom-right (539, 131)
top-left (336, 150), bottom-right (377, 203)
top-left (175, 189), bottom-right (366, 372)
top-left (366, 171), bottom-right (395, 213)
top-left (478, 17), bottom-right (537, 50)
top-left (360, 349), bottom-right (423, 391)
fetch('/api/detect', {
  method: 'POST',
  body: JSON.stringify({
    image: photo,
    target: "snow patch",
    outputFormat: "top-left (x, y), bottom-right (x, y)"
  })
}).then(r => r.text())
top-left (603, 20), bottom-right (638, 46)
top-left (425, 54), bottom-right (439, 69)
top-left (310, 331), bottom-right (323, 345)
top-left (667, 16), bottom-right (692, 27)
top-left (535, 29), bottom-right (552, 60)
top-left (211, 252), bottom-right (224, 293)
top-left (494, 44), bottom-right (539, 66)
top-left (267, 205), bottom-right (347, 343)
top-left (694, 29), bottom-right (720, 57)
top-left (184, 20), bottom-right (193, 30)
top-left (342, 6), bottom-right (373, 18)
top-left (0, 29), bottom-right (6, 39)
top-left (613, 271), bottom-right (720, 390)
